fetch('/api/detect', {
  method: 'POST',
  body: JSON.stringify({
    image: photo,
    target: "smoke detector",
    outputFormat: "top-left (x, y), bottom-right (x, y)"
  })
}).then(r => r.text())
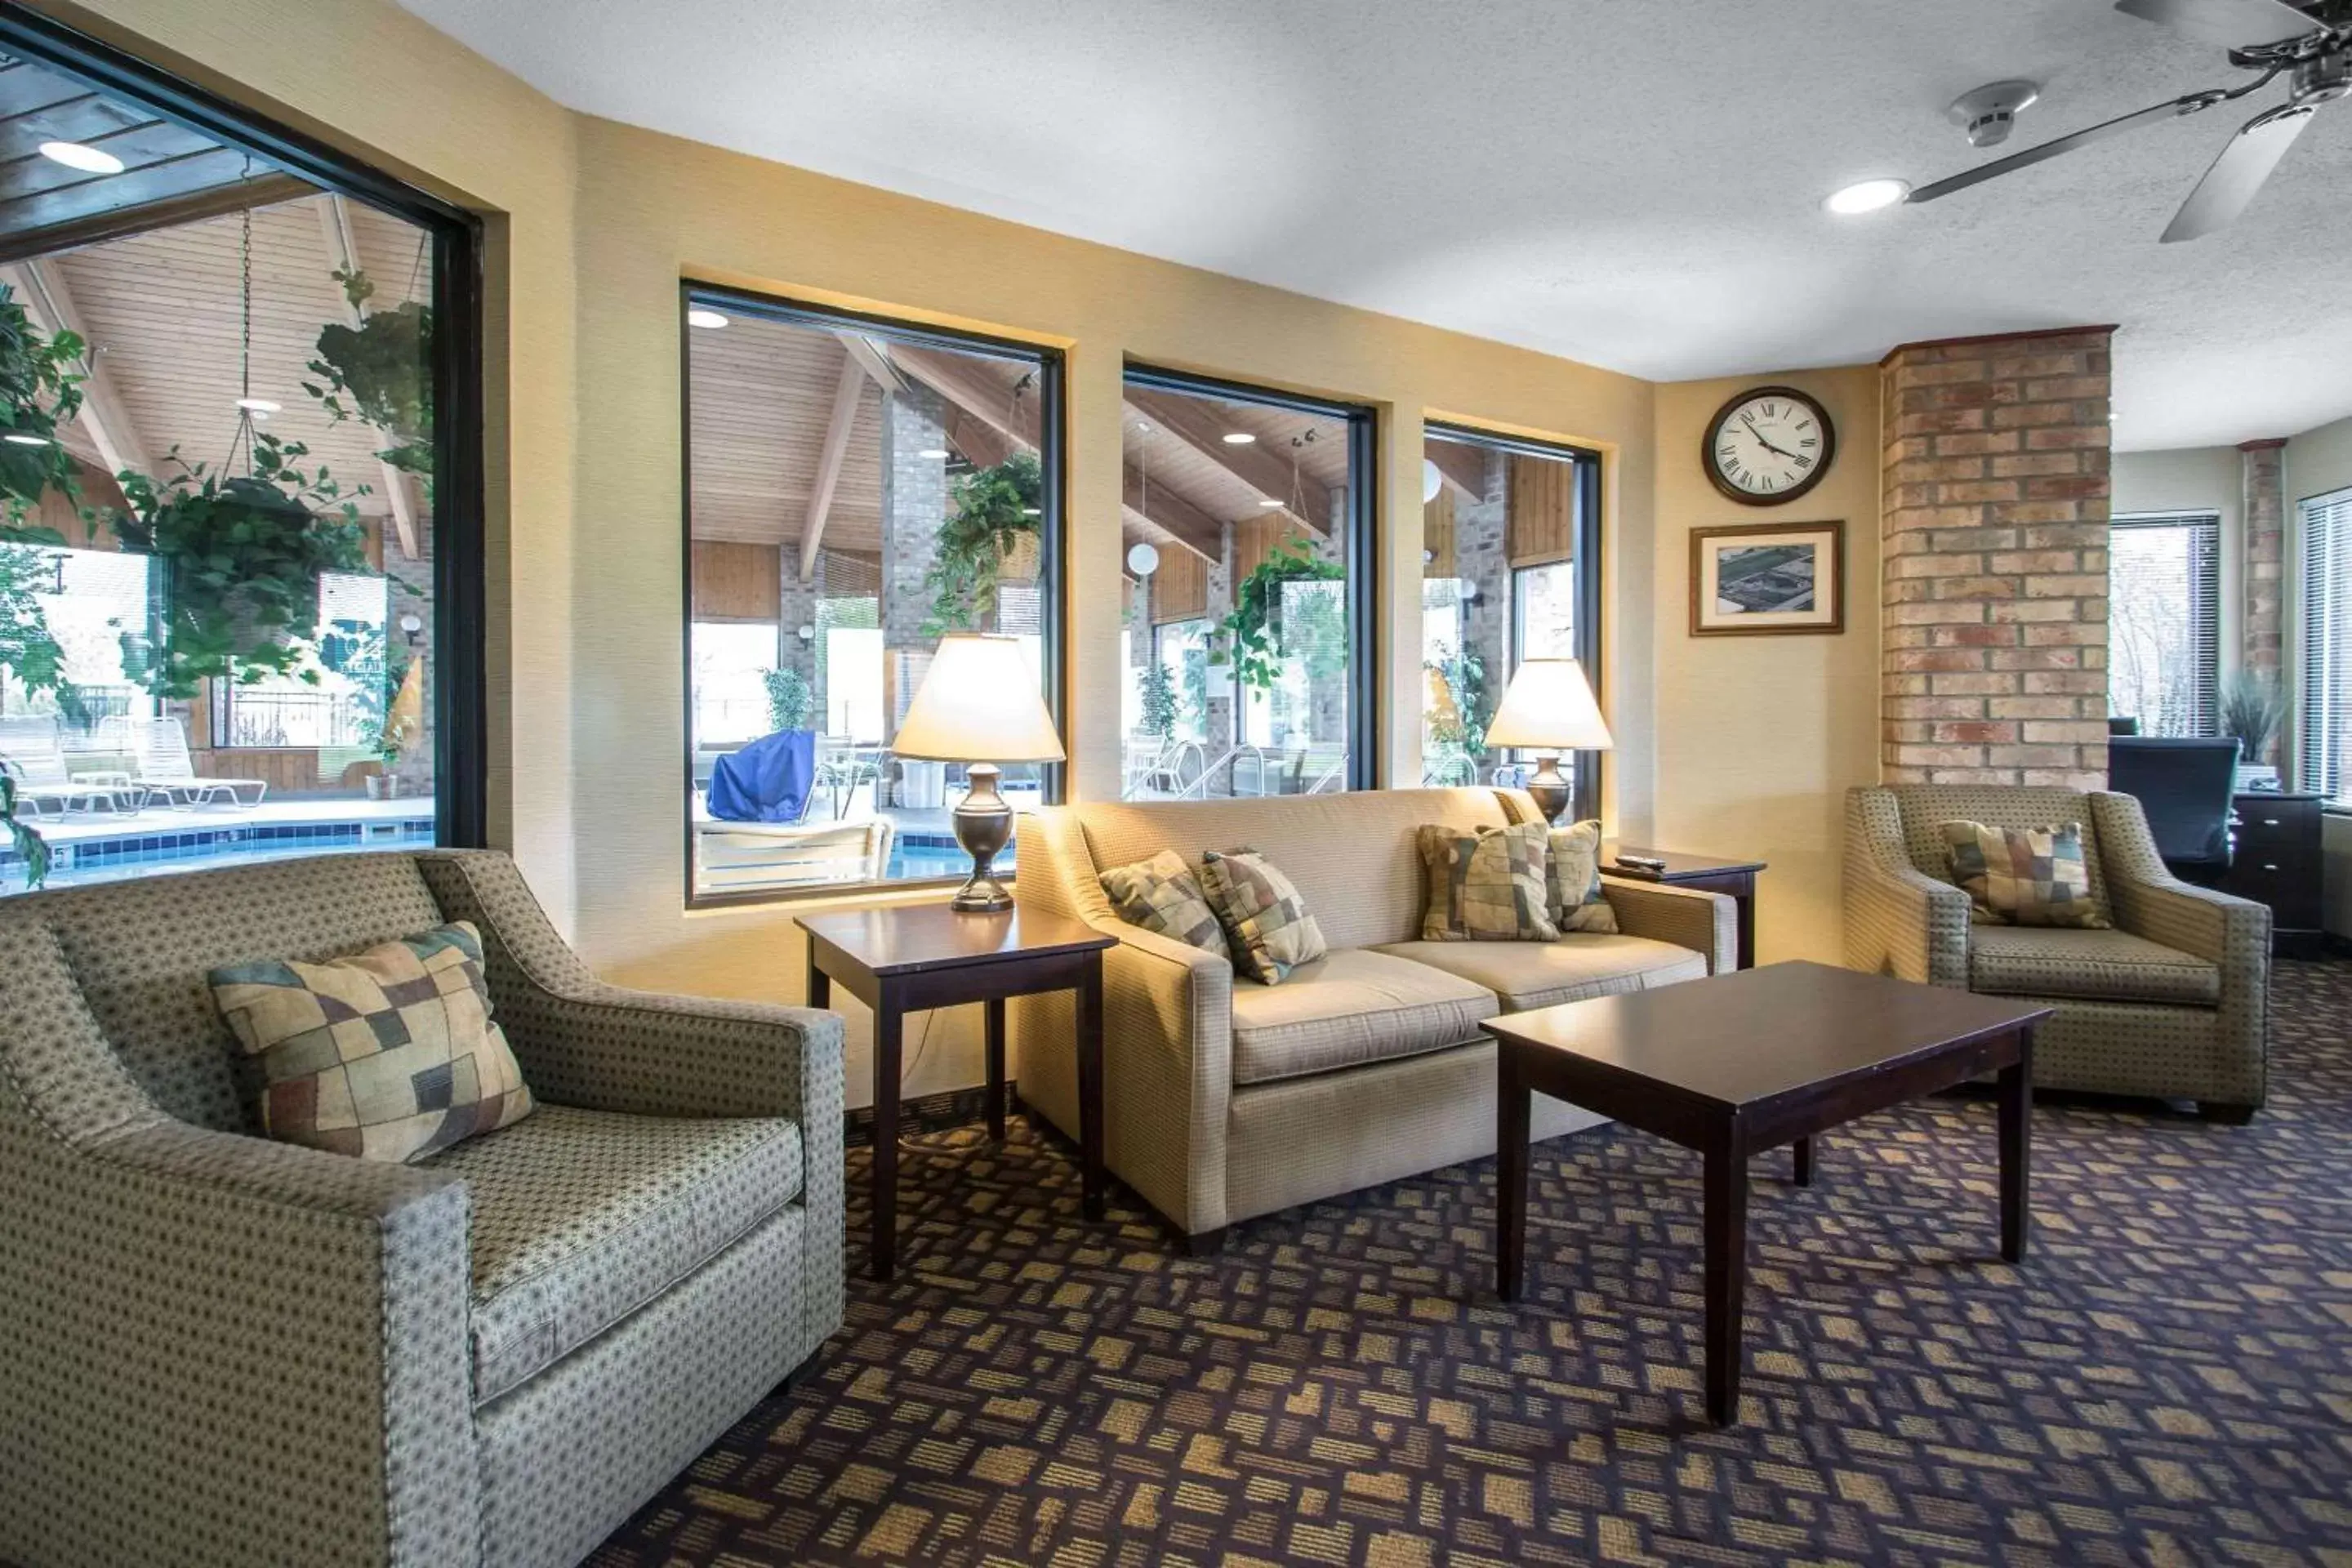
top-left (1946, 80), bottom-right (2042, 148)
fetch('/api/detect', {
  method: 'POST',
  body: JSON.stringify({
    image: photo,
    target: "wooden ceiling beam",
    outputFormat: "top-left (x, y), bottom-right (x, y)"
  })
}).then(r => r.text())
top-left (0, 256), bottom-right (153, 483)
top-left (1125, 386), bottom-right (1332, 535)
top-left (1122, 466), bottom-right (1221, 562)
top-left (1423, 435), bottom-right (1486, 503)
top-left (316, 194), bottom-right (421, 559)
top-left (890, 342), bottom-right (1041, 449)
top-left (945, 407), bottom-right (1013, 470)
top-left (835, 332), bottom-right (908, 395)
top-left (798, 348), bottom-right (866, 583)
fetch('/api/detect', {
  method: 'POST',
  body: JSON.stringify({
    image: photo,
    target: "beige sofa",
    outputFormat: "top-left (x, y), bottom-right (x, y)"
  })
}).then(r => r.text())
top-left (1012, 787), bottom-right (1735, 1249)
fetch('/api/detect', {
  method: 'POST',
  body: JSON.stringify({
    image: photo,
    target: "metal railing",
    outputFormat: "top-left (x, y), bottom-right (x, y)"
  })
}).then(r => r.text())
top-left (216, 689), bottom-right (366, 749)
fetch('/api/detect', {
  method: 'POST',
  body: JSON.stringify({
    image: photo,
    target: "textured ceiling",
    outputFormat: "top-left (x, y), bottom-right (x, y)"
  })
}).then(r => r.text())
top-left (394, 0), bottom-right (2352, 452)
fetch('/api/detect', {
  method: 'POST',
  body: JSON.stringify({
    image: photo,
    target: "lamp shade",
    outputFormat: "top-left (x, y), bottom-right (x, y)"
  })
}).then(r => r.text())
top-left (1484, 658), bottom-right (1614, 751)
top-left (892, 632), bottom-right (1066, 763)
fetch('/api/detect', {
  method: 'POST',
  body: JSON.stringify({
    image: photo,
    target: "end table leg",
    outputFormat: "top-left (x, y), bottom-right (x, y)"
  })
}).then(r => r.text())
top-left (1077, 960), bottom-right (1106, 1222)
top-left (983, 997), bottom-right (1007, 1143)
top-left (804, 950), bottom-right (830, 1011)
top-left (1704, 1133), bottom-right (1750, 1426)
top-left (1793, 1136), bottom-right (1815, 1188)
top-left (1495, 1051), bottom-right (1530, 1302)
top-left (871, 997), bottom-right (902, 1282)
top-left (1998, 1026), bottom-right (2034, 1264)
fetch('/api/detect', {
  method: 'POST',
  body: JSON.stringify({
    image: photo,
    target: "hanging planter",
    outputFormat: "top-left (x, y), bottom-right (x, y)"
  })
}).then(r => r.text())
top-left (1215, 534), bottom-right (1345, 692)
top-left (922, 452), bottom-right (1042, 635)
top-left (305, 266), bottom-right (433, 480)
top-left (113, 435), bottom-right (368, 698)
top-left (0, 280), bottom-right (87, 532)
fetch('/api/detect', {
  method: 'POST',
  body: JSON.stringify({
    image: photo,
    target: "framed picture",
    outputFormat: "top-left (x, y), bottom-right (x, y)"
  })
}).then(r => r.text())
top-left (1689, 519), bottom-right (1844, 636)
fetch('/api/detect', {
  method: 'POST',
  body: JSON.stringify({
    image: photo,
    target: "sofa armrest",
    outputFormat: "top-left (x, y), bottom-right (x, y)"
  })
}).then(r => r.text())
top-left (413, 849), bottom-right (845, 1125)
top-left (1843, 786), bottom-right (1971, 987)
top-left (1598, 876), bottom-right (1735, 973)
top-left (0, 1110), bottom-right (477, 1566)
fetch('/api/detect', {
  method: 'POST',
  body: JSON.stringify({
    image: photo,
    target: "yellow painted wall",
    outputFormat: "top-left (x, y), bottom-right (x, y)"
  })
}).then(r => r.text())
top-left (1651, 367), bottom-right (1883, 964)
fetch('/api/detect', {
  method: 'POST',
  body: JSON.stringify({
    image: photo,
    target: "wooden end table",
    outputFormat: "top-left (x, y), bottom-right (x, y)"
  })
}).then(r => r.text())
top-left (1601, 842), bottom-right (1767, 969)
top-left (1486, 961), bottom-right (2050, 1426)
top-left (796, 904), bottom-right (1114, 1281)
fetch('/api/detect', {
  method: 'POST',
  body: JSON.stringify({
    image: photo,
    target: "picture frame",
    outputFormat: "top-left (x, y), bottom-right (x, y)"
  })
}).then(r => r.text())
top-left (1689, 519), bottom-right (1845, 637)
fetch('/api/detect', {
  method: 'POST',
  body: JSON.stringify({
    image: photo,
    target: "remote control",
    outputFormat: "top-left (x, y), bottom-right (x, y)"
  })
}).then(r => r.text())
top-left (1615, 854), bottom-right (1668, 872)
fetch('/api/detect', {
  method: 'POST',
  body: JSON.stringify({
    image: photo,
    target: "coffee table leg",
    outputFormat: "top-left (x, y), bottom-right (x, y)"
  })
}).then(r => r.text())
top-left (1077, 960), bottom-right (1106, 1222)
top-left (1704, 1134), bottom-right (1749, 1426)
top-left (1793, 1137), bottom-right (1815, 1187)
top-left (1496, 1049), bottom-right (1530, 1302)
top-left (871, 996), bottom-right (902, 1282)
top-left (1998, 1025), bottom-right (2034, 1264)
top-left (983, 997), bottom-right (1007, 1142)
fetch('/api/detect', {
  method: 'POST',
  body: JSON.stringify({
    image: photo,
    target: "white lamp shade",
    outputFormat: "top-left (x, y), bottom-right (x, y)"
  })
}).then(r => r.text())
top-left (892, 632), bottom-right (1066, 764)
top-left (1126, 541), bottom-right (1160, 577)
top-left (1484, 658), bottom-right (1614, 751)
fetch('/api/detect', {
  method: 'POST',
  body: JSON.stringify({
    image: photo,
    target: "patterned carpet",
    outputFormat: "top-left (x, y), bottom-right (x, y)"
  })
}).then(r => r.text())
top-left (594, 960), bottom-right (2352, 1567)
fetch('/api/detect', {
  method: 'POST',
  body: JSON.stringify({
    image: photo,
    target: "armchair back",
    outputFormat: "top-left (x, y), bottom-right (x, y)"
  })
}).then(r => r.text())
top-left (1878, 784), bottom-right (2116, 922)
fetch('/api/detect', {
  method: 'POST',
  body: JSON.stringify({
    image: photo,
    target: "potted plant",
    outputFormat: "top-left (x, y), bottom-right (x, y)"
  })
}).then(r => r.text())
top-left (1, 758), bottom-right (48, 889)
top-left (1138, 659), bottom-right (1178, 741)
top-left (2219, 670), bottom-right (2286, 791)
top-left (761, 666), bottom-right (813, 733)
top-left (304, 266), bottom-right (433, 483)
top-left (111, 434), bottom-right (369, 698)
top-left (923, 453), bottom-right (1041, 635)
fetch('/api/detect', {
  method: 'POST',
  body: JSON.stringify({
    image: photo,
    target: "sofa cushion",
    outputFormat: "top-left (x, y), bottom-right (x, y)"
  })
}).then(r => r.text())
top-left (423, 1103), bottom-right (803, 1404)
top-left (1967, 925), bottom-right (2220, 1006)
top-left (1415, 822), bottom-right (1557, 942)
top-left (1229, 947), bottom-right (1498, 1086)
top-left (1372, 933), bottom-right (1707, 1011)
top-left (1200, 847), bottom-right (1329, 985)
top-left (1940, 819), bottom-right (2108, 929)
top-left (1545, 820), bottom-right (1619, 934)
top-left (1098, 848), bottom-right (1232, 961)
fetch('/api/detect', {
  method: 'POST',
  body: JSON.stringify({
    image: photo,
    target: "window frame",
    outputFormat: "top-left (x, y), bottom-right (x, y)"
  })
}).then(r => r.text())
top-left (678, 283), bottom-right (1067, 909)
top-left (2108, 510), bottom-right (2223, 738)
top-left (1426, 421), bottom-right (1605, 822)
top-left (0, 4), bottom-right (489, 849)
top-left (2298, 486), bottom-right (2352, 811)
top-left (1123, 362), bottom-right (1380, 791)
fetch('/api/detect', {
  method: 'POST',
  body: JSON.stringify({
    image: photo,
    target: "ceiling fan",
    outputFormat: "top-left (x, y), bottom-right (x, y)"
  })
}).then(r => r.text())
top-left (1907, 0), bottom-right (2350, 240)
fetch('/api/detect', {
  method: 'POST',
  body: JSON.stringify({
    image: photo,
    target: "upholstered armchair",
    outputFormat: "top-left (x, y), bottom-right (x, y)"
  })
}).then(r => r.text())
top-left (1844, 785), bottom-right (2270, 1120)
top-left (0, 850), bottom-right (844, 1568)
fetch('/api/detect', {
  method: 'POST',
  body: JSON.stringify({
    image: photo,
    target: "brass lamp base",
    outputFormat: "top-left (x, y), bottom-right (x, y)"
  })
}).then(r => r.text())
top-left (1525, 754), bottom-right (1571, 825)
top-left (949, 762), bottom-right (1015, 911)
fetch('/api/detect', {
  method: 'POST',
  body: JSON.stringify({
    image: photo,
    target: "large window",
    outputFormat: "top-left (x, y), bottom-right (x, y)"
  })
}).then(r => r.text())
top-left (0, 16), bottom-right (481, 896)
top-left (681, 288), bottom-right (1062, 903)
top-left (1420, 424), bottom-right (1602, 818)
top-left (2300, 488), bottom-right (2351, 808)
top-left (2109, 512), bottom-right (2221, 737)
top-left (1118, 366), bottom-right (1374, 800)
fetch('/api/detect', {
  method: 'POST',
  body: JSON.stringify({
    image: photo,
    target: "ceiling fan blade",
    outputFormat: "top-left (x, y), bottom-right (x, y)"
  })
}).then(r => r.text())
top-left (2161, 100), bottom-right (2319, 239)
top-left (2114, 0), bottom-right (2320, 47)
top-left (1907, 95), bottom-right (2208, 203)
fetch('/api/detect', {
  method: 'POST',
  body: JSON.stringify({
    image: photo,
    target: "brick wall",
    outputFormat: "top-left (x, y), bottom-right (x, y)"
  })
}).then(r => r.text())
top-left (2239, 437), bottom-right (2286, 679)
top-left (1880, 327), bottom-right (2115, 789)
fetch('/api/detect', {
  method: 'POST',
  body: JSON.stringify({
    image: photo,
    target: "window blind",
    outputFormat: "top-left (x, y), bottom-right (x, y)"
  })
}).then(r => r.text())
top-left (2109, 513), bottom-right (2221, 736)
top-left (2300, 489), bottom-right (2352, 808)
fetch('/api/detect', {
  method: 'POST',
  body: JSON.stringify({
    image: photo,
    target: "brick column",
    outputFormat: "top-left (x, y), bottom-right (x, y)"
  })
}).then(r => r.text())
top-left (878, 383), bottom-right (949, 742)
top-left (2238, 437), bottom-right (2287, 675)
top-left (1881, 327), bottom-right (2114, 789)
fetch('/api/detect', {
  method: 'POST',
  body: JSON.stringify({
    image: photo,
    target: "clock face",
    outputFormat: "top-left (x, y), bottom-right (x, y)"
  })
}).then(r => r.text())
top-left (1706, 389), bottom-right (1834, 505)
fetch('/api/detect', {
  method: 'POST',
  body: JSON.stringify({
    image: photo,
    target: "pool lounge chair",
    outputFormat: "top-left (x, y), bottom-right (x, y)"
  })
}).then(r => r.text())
top-left (0, 716), bottom-right (142, 817)
top-left (100, 716), bottom-right (267, 808)
top-left (695, 815), bottom-right (894, 893)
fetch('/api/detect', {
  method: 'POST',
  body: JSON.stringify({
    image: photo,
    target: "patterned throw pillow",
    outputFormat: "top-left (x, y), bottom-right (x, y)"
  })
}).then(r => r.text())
top-left (1940, 820), bottom-right (2109, 929)
top-left (209, 921), bottom-right (535, 1163)
top-left (1416, 823), bottom-right (1559, 942)
top-left (1546, 819), bottom-right (1619, 934)
top-left (1099, 848), bottom-right (1232, 961)
top-left (1198, 847), bottom-right (1328, 986)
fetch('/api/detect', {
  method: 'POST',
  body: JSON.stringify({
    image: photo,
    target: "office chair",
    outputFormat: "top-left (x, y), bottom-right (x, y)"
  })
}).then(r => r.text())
top-left (2107, 735), bottom-right (2240, 885)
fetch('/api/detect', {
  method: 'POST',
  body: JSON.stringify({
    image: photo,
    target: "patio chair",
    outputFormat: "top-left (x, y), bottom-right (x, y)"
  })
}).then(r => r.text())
top-left (0, 715), bottom-right (142, 817)
top-left (100, 715), bottom-right (267, 808)
top-left (696, 815), bottom-right (894, 892)
top-left (808, 734), bottom-right (883, 821)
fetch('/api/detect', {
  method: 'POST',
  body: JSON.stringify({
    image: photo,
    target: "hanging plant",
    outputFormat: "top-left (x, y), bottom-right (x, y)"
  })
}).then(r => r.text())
top-left (1214, 534), bottom-right (1345, 692)
top-left (1, 760), bottom-right (48, 890)
top-left (922, 452), bottom-right (1041, 635)
top-left (111, 434), bottom-right (368, 698)
top-left (0, 281), bottom-right (86, 528)
top-left (304, 266), bottom-right (433, 479)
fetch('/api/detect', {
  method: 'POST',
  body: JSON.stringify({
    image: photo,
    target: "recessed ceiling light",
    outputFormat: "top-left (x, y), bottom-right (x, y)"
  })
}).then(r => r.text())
top-left (917, 448), bottom-right (951, 460)
top-left (1824, 178), bottom-right (1910, 215)
top-left (3, 432), bottom-right (49, 447)
top-left (1222, 431), bottom-right (1257, 445)
top-left (236, 397), bottom-right (280, 413)
top-left (1257, 499), bottom-right (1283, 509)
top-left (38, 140), bottom-right (124, 175)
top-left (686, 308), bottom-right (728, 329)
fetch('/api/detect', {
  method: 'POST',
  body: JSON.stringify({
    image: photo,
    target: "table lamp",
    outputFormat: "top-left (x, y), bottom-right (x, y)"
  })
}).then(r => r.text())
top-left (891, 632), bottom-right (1066, 911)
top-left (1483, 657), bottom-right (1613, 824)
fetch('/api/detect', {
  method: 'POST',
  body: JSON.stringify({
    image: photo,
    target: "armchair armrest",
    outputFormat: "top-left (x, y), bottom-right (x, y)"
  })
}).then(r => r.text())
top-left (1597, 876), bottom-right (1735, 973)
top-left (1843, 786), bottom-right (1971, 987)
top-left (413, 849), bottom-right (844, 1125)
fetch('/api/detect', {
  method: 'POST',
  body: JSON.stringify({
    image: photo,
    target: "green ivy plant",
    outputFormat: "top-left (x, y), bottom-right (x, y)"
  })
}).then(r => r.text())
top-left (0, 281), bottom-right (86, 527)
top-left (1422, 638), bottom-right (1487, 786)
top-left (304, 267), bottom-right (433, 480)
top-left (762, 666), bottom-right (813, 733)
top-left (111, 434), bottom-right (369, 699)
top-left (1214, 535), bottom-right (1345, 692)
top-left (0, 539), bottom-right (69, 701)
top-left (922, 453), bottom-right (1041, 635)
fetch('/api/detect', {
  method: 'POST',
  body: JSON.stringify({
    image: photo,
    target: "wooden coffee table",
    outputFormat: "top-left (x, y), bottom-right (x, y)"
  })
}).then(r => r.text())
top-left (1486, 961), bottom-right (2051, 1426)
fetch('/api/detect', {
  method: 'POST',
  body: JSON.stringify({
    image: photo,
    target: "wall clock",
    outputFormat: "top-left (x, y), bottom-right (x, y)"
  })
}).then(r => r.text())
top-left (1702, 385), bottom-right (1835, 506)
